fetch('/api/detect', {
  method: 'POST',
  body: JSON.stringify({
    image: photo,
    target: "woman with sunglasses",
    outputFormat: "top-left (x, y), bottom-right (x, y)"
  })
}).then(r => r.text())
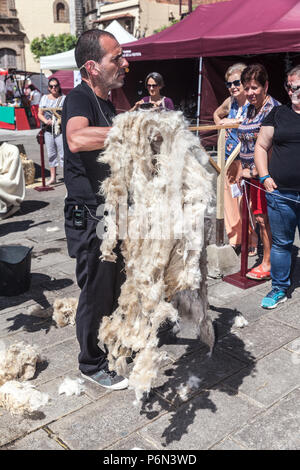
top-left (254, 65), bottom-right (300, 308)
top-left (237, 63), bottom-right (280, 281)
top-left (131, 72), bottom-right (174, 111)
top-left (38, 78), bottom-right (66, 185)
top-left (213, 63), bottom-right (250, 253)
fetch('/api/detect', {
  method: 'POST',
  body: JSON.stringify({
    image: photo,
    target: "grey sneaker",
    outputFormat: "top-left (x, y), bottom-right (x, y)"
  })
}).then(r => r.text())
top-left (81, 368), bottom-right (128, 390)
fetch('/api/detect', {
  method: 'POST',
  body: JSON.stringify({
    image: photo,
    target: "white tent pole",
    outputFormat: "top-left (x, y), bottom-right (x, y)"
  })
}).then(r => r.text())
top-left (196, 56), bottom-right (203, 137)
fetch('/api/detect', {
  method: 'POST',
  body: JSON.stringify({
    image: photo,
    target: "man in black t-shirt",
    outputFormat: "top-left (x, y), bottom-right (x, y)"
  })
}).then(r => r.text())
top-left (62, 29), bottom-right (129, 390)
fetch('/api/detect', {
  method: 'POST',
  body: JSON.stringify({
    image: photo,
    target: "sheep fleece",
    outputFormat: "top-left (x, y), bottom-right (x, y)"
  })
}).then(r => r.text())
top-left (98, 110), bottom-right (215, 402)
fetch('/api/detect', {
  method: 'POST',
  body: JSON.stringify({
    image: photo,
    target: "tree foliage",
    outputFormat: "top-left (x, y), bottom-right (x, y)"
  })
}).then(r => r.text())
top-left (153, 19), bottom-right (179, 34)
top-left (30, 33), bottom-right (77, 61)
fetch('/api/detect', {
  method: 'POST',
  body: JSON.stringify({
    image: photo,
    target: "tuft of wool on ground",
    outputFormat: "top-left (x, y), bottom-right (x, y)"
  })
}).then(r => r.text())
top-left (52, 297), bottom-right (78, 327)
top-left (232, 314), bottom-right (249, 329)
top-left (26, 304), bottom-right (53, 318)
top-left (58, 377), bottom-right (85, 396)
top-left (98, 110), bottom-right (215, 403)
top-left (0, 380), bottom-right (49, 415)
top-left (0, 341), bottom-right (42, 386)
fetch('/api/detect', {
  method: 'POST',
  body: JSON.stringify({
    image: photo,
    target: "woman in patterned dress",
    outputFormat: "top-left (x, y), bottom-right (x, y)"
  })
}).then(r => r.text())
top-left (237, 64), bottom-right (280, 280)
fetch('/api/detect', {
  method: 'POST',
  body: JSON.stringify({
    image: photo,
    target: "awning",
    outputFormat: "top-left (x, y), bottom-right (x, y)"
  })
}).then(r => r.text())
top-left (93, 13), bottom-right (134, 24)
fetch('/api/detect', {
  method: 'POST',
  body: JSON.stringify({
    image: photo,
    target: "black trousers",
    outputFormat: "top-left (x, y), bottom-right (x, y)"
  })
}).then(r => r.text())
top-left (64, 204), bottom-right (125, 376)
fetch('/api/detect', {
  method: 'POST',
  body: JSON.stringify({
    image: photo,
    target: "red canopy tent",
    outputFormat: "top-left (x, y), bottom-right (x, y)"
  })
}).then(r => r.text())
top-left (116, 0), bottom-right (300, 133)
top-left (122, 0), bottom-right (300, 60)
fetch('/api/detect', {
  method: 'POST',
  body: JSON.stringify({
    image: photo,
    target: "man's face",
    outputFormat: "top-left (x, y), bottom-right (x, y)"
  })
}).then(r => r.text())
top-left (95, 36), bottom-right (129, 91)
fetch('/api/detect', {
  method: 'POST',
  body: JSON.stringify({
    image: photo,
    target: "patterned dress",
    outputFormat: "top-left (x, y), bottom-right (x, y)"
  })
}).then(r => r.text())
top-left (237, 96), bottom-right (280, 169)
top-left (237, 95), bottom-right (280, 215)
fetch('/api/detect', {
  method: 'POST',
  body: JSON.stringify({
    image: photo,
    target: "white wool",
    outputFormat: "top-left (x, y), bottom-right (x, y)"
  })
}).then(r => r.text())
top-left (26, 304), bottom-right (53, 318)
top-left (98, 110), bottom-right (215, 403)
top-left (177, 375), bottom-right (202, 401)
top-left (58, 377), bottom-right (85, 396)
top-left (46, 226), bottom-right (60, 232)
top-left (52, 297), bottom-right (78, 327)
top-left (232, 315), bottom-right (249, 329)
top-left (0, 380), bottom-right (49, 415)
top-left (0, 341), bottom-right (42, 386)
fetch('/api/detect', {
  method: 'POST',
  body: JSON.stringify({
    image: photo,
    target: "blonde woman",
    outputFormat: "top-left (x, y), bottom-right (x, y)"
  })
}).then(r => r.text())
top-left (214, 63), bottom-right (249, 253)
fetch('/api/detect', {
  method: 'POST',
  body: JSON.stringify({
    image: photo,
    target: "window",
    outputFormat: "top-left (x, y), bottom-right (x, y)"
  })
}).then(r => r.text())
top-left (0, 48), bottom-right (16, 68)
top-left (53, 0), bottom-right (69, 23)
top-left (57, 2), bottom-right (66, 21)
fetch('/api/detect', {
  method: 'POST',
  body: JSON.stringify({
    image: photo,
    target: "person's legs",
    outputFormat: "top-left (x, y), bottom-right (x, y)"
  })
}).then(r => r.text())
top-left (261, 190), bottom-right (300, 309)
top-left (55, 134), bottom-right (64, 168)
top-left (44, 132), bottom-right (57, 184)
top-left (76, 242), bottom-right (125, 376)
top-left (224, 160), bottom-right (242, 247)
top-left (64, 204), bottom-right (125, 376)
top-left (266, 190), bottom-right (298, 290)
top-left (255, 213), bottom-right (271, 272)
top-left (246, 181), bottom-right (271, 279)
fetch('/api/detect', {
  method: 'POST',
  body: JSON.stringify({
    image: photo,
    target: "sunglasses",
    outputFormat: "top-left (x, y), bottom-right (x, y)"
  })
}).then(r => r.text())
top-left (285, 83), bottom-right (300, 92)
top-left (49, 84), bottom-right (58, 89)
top-left (147, 83), bottom-right (158, 88)
top-left (226, 79), bottom-right (241, 88)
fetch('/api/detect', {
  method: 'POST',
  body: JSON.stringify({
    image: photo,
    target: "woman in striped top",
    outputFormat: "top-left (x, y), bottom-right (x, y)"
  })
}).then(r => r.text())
top-left (237, 64), bottom-right (280, 280)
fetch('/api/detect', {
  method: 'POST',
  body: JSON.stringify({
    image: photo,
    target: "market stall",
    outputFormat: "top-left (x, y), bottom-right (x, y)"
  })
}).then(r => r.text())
top-left (0, 69), bottom-right (48, 130)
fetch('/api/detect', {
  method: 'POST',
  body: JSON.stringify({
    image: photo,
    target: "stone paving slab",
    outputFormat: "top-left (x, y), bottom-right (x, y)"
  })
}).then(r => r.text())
top-left (157, 321), bottom-right (206, 362)
top-left (49, 388), bottom-right (171, 450)
top-left (211, 436), bottom-right (248, 450)
top-left (107, 432), bottom-right (162, 451)
top-left (218, 316), bottom-right (300, 363)
top-left (223, 348), bottom-right (300, 407)
top-left (152, 346), bottom-right (248, 406)
top-left (231, 388), bottom-right (300, 450)
top-left (3, 429), bottom-right (64, 450)
top-left (139, 386), bottom-right (262, 450)
top-left (264, 298), bottom-right (300, 330)
top-left (0, 376), bottom-right (92, 447)
top-left (213, 291), bottom-right (270, 325)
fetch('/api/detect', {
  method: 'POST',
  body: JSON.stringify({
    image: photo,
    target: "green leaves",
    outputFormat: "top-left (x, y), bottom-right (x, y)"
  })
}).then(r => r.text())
top-left (30, 33), bottom-right (77, 61)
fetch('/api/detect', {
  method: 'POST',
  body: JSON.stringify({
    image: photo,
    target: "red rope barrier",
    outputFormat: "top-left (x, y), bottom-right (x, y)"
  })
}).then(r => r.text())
top-left (223, 179), bottom-right (260, 289)
top-left (34, 130), bottom-right (54, 192)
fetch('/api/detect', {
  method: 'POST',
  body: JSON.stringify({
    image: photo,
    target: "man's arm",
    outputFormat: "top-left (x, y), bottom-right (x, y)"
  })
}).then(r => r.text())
top-left (66, 115), bottom-right (111, 153)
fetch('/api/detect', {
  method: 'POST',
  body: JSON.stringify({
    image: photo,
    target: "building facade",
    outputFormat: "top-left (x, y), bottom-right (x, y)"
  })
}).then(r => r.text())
top-left (83, 0), bottom-right (227, 38)
top-left (0, 0), bottom-right (226, 73)
top-left (0, 0), bottom-right (25, 70)
top-left (0, 0), bottom-right (74, 73)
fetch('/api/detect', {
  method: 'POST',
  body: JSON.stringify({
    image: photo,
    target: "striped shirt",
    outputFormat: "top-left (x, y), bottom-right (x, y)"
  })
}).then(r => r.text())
top-left (237, 95), bottom-right (280, 169)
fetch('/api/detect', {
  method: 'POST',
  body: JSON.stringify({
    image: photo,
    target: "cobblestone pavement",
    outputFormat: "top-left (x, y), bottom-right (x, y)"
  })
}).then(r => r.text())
top-left (0, 130), bottom-right (299, 451)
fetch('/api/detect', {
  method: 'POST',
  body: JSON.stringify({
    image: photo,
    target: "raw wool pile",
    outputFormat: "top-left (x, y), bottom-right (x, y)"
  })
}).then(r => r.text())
top-left (98, 109), bottom-right (215, 403)
top-left (0, 380), bottom-right (49, 415)
top-left (52, 297), bottom-right (78, 327)
top-left (58, 377), bottom-right (85, 396)
top-left (0, 341), bottom-right (42, 386)
top-left (20, 153), bottom-right (35, 185)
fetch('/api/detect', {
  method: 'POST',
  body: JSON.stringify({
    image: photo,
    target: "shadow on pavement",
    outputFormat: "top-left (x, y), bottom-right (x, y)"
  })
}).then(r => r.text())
top-left (140, 307), bottom-right (256, 447)
top-left (18, 200), bottom-right (49, 216)
top-left (0, 273), bottom-right (74, 315)
top-left (0, 219), bottom-right (49, 237)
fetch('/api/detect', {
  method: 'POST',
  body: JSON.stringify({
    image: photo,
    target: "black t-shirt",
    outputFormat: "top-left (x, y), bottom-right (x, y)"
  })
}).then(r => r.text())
top-left (62, 81), bottom-right (116, 206)
top-left (261, 104), bottom-right (300, 191)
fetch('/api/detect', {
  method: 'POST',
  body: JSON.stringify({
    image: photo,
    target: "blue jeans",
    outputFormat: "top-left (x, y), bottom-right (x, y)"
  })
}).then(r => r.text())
top-left (266, 189), bottom-right (300, 291)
